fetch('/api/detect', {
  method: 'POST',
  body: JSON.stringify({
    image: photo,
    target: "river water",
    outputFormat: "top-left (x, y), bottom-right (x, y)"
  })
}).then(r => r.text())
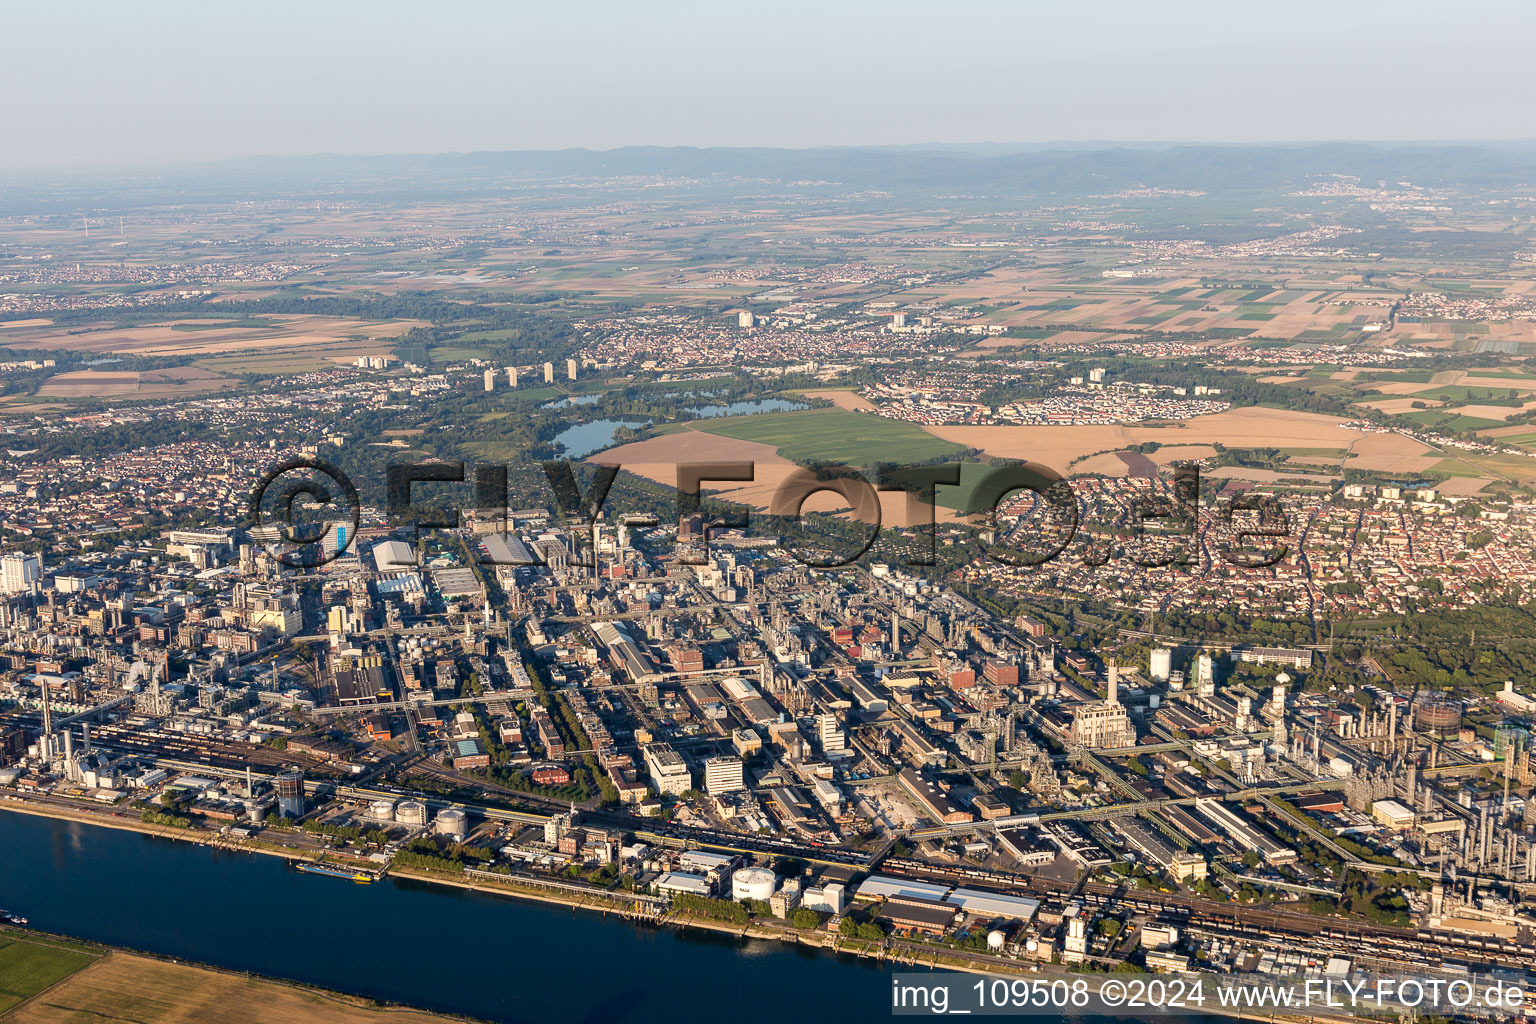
top-left (1, 812), bottom-right (893, 1023)
top-left (0, 812), bottom-right (1170, 1023)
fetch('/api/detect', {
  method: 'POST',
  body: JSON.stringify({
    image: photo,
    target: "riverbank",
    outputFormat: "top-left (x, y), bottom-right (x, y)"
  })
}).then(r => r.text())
top-left (0, 927), bottom-right (477, 1024)
top-left (0, 798), bottom-right (1026, 975)
top-left (0, 809), bottom-right (907, 1024)
top-left (0, 808), bottom-right (1344, 1024)
top-left (0, 797), bottom-right (381, 871)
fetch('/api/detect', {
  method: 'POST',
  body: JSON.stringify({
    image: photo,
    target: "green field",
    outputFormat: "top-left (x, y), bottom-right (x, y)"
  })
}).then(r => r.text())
top-left (169, 318), bottom-right (281, 332)
top-left (192, 352), bottom-right (342, 375)
top-left (426, 347), bottom-right (491, 363)
top-left (699, 408), bottom-right (964, 466)
top-left (1416, 385), bottom-right (1531, 403)
top-left (1405, 410), bottom-right (1505, 432)
top-left (1464, 370), bottom-right (1536, 382)
top-left (1431, 453), bottom-right (1536, 480)
top-left (448, 328), bottom-right (524, 345)
top-left (0, 934), bottom-right (100, 1013)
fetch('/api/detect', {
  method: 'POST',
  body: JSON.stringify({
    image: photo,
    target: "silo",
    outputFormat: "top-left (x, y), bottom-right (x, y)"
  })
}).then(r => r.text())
top-left (730, 866), bottom-right (778, 902)
top-left (395, 800), bottom-right (429, 827)
top-left (436, 807), bottom-right (469, 839)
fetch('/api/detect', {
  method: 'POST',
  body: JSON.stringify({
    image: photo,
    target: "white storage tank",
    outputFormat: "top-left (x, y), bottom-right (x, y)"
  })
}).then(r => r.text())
top-left (436, 807), bottom-right (469, 839)
top-left (395, 800), bottom-right (429, 827)
top-left (731, 866), bottom-right (778, 902)
top-left (367, 799), bottom-right (397, 821)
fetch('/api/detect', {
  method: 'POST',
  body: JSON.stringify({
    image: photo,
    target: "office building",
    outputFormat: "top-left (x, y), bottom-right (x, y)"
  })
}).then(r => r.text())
top-left (817, 713), bottom-right (846, 754)
top-left (0, 553), bottom-right (41, 595)
top-left (643, 742), bottom-right (691, 796)
top-left (704, 755), bottom-right (745, 796)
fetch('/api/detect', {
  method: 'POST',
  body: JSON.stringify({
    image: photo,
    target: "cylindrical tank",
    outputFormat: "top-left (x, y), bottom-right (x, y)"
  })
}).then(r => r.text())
top-left (731, 866), bottom-right (778, 902)
top-left (987, 929), bottom-right (1006, 951)
top-left (368, 799), bottom-right (396, 821)
top-left (1414, 697), bottom-right (1462, 738)
top-left (1494, 723), bottom-right (1528, 761)
top-left (245, 800), bottom-right (266, 825)
top-left (1149, 648), bottom-right (1172, 682)
top-left (275, 769), bottom-right (306, 818)
top-left (436, 807), bottom-right (468, 839)
top-left (395, 800), bottom-right (429, 827)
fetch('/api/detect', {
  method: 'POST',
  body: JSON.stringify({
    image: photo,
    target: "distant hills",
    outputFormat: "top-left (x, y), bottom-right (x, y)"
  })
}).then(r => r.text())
top-left (11, 142), bottom-right (1536, 208)
top-left (202, 141), bottom-right (1536, 195)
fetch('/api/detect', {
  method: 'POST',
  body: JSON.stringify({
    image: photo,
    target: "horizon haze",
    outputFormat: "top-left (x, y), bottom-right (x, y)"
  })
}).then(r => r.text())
top-left (4, 0), bottom-right (1536, 172)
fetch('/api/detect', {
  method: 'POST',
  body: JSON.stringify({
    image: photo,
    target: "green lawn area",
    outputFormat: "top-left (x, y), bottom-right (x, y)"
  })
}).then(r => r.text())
top-left (426, 347), bottom-right (491, 363)
top-left (0, 934), bottom-right (100, 1012)
top-left (698, 408), bottom-right (964, 466)
top-left (449, 328), bottom-right (525, 344)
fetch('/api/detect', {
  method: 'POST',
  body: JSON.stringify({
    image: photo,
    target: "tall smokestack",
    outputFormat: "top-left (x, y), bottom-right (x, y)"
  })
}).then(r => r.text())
top-left (39, 677), bottom-right (52, 760)
top-left (1107, 660), bottom-right (1119, 707)
top-left (81, 722), bottom-right (90, 754)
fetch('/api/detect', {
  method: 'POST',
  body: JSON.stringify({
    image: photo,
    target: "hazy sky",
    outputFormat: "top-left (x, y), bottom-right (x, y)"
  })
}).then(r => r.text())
top-left (5, 0), bottom-right (1534, 171)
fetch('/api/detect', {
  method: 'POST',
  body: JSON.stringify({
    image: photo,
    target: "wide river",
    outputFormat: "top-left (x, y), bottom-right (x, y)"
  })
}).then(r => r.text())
top-left (0, 811), bottom-right (1162, 1023)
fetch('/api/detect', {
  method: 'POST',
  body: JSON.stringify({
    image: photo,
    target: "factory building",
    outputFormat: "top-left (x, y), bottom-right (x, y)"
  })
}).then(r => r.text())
top-left (897, 767), bottom-right (973, 825)
top-left (1071, 662), bottom-right (1136, 749)
top-left (1195, 798), bottom-right (1296, 865)
top-left (1112, 817), bottom-right (1208, 880)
